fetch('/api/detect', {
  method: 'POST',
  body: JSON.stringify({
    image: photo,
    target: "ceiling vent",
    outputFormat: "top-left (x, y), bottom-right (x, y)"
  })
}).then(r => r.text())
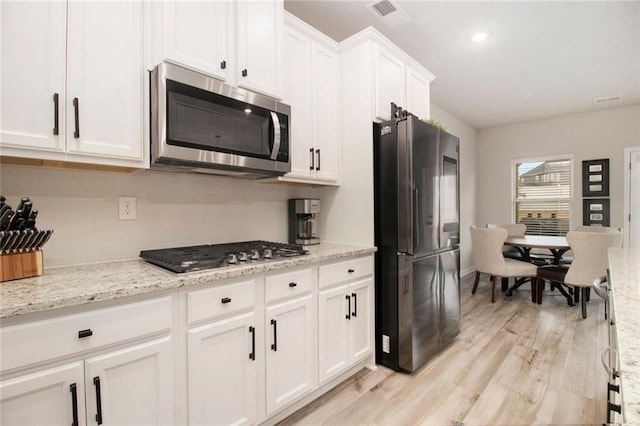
top-left (594, 95), bottom-right (621, 104)
top-left (367, 0), bottom-right (412, 28)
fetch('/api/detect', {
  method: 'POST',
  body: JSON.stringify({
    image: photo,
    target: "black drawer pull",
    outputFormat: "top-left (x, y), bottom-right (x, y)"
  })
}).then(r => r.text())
top-left (348, 268), bottom-right (355, 273)
top-left (72, 97), bottom-right (80, 139)
top-left (242, 69), bottom-right (248, 77)
top-left (309, 148), bottom-right (315, 170)
top-left (352, 292), bottom-right (357, 317)
top-left (78, 329), bottom-right (93, 339)
top-left (221, 297), bottom-right (231, 304)
top-left (220, 60), bottom-right (227, 69)
top-left (289, 282), bottom-right (297, 287)
top-left (53, 93), bottom-right (59, 135)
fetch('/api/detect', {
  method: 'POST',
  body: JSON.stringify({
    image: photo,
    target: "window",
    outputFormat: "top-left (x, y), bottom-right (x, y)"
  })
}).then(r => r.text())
top-left (512, 156), bottom-right (573, 236)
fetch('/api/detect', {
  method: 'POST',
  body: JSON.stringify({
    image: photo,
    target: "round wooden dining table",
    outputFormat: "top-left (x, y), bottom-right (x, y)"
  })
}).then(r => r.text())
top-left (504, 235), bottom-right (570, 265)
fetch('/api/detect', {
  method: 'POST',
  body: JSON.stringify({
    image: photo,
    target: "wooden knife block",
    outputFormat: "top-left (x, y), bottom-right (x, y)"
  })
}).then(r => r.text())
top-left (0, 251), bottom-right (43, 282)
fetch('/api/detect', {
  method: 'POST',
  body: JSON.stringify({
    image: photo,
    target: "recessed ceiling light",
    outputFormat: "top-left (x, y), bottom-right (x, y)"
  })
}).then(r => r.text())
top-left (471, 31), bottom-right (489, 42)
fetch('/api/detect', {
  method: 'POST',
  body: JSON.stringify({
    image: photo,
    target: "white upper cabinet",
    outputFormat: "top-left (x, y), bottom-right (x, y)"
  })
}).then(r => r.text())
top-left (0, 2), bottom-right (67, 153)
top-left (163, 0), bottom-right (233, 82)
top-left (374, 44), bottom-right (406, 122)
top-left (158, 0), bottom-right (284, 99)
top-left (278, 13), bottom-right (339, 185)
top-left (236, 0), bottom-right (283, 98)
top-left (0, 1), bottom-right (147, 168)
top-left (369, 32), bottom-right (434, 122)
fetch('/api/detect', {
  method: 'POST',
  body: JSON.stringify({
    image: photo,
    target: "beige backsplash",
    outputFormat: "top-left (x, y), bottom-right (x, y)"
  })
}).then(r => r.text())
top-left (0, 164), bottom-right (318, 268)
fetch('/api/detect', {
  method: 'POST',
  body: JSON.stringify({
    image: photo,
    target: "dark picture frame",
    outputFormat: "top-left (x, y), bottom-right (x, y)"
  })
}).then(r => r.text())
top-left (582, 159), bottom-right (609, 197)
top-left (583, 198), bottom-right (610, 226)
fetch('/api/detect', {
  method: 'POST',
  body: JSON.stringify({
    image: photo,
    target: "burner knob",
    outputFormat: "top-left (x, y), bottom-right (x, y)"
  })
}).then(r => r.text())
top-left (263, 249), bottom-right (273, 259)
top-left (251, 250), bottom-right (260, 260)
top-left (238, 252), bottom-right (248, 262)
top-left (228, 254), bottom-right (238, 264)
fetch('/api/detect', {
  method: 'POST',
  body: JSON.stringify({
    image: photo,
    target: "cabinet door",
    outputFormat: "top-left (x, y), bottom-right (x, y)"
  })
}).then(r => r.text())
top-left (283, 24), bottom-right (313, 179)
top-left (187, 312), bottom-right (257, 426)
top-left (349, 278), bottom-right (373, 362)
top-left (163, 0), bottom-right (233, 82)
top-left (84, 337), bottom-right (173, 426)
top-left (236, 0), bottom-right (283, 98)
top-left (0, 1), bottom-right (66, 153)
top-left (312, 43), bottom-right (340, 182)
top-left (66, 1), bottom-right (144, 162)
top-left (318, 284), bottom-right (350, 384)
top-left (374, 44), bottom-right (405, 122)
top-left (0, 362), bottom-right (85, 426)
top-left (265, 294), bottom-right (315, 415)
top-left (405, 65), bottom-right (432, 120)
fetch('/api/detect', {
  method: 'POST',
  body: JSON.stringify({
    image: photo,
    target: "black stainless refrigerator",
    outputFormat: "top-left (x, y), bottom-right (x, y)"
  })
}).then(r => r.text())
top-left (373, 115), bottom-right (460, 373)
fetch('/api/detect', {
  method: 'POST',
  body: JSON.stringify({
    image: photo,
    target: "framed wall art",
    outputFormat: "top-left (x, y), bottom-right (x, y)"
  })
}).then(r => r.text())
top-left (583, 198), bottom-right (610, 226)
top-left (582, 159), bottom-right (609, 197)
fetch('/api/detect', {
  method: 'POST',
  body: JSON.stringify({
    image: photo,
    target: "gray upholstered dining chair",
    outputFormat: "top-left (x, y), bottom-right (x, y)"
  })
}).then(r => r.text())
top-left (536, 230), bottom-right (622, 318)
top-left (470, 226), bottom-right (538, 303)
top-left (487, 223), bottom-right (526, 260)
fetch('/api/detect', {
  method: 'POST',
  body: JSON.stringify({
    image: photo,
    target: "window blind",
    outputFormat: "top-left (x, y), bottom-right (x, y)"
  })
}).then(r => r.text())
top-left (513, 159), bottom-right (572, 236)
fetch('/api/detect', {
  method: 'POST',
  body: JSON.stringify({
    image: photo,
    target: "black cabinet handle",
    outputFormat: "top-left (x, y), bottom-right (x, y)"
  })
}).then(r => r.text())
top-left (270, 319), bottom-right (277, 351)
top-left (346, 295), bottom-right (351, 320)
top-left (78, 329), bottom-right (93, 339)
top-left (607, 402), bottom-right (622, 423)
top-left (72, 97), bottom-right (80, 139)
top-left (352, 292), bottom-right (357, 317)
top-left (348, 269), bottom-right (355, 273)
top-left (221, 297), bottom-right (231, 304)
top-left (242, 69), bottom-right (248, 77)
top-left (309, 148), bottom-right (315, 170)
top-left (315, 149), bottom-right (320, 170)
top-left (289, 282), bottom-right (297, 287)
top-left (220, 60), bottom-right (227, 69)
top-left (53, 93), bottom-right (59, 135)
top-left (608, 383), bottom-right (620, 393)
top-left (249, 326), bottom-right (255, 360)
top-left (70, 383), bottom-right (79, 426)
top-left (93, 376), bottom-right (103, 425)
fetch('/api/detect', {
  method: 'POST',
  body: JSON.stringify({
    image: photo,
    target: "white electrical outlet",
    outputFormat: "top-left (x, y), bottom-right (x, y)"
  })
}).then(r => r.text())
top-left (382, 334), bottom-right (390, 353)
top-left (118, 197), bottom-right (137, 220)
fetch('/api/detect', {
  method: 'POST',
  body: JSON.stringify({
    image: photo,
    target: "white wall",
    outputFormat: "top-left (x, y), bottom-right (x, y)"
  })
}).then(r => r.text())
top-left (0, 165), bottom-right (315, 267)
top-left (476, 104), bottom-right (640, 232)
top-left (430, 104), bottom-right (478, 276)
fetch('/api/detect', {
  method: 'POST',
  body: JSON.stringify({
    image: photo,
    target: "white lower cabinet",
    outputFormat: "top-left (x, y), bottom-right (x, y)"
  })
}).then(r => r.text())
top-left (0, 362), bottom-right (85, 425)
top-left (318, 256), bottom-right (374, 384)
top-left (265, 294), bottom-right (316, 415)
top-left (0, 296), bottom-right (175, 426)
top-left (187, 311), bottom-right (257, 426)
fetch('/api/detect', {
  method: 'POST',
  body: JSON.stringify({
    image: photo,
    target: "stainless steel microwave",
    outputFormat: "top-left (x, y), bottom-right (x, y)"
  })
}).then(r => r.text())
top-left (150, 62), bottom-right (291, 178)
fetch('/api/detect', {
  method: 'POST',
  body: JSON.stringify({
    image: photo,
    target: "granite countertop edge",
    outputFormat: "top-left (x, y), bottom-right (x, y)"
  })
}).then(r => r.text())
top-left (0, 243), bottom-right (376, 320)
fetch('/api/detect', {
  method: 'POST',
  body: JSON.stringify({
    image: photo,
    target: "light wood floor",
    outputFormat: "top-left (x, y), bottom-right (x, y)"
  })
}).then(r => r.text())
top-left (279, 273), bottom-right (608, 425)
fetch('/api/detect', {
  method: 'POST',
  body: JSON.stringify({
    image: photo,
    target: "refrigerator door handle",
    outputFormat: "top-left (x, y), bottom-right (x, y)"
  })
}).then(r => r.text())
top-left (397, 122), bottom-right (413, 254)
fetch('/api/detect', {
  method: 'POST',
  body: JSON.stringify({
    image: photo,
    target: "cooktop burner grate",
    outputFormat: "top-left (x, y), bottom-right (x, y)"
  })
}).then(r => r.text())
top-left (140, 240), bottom-right (308, 273)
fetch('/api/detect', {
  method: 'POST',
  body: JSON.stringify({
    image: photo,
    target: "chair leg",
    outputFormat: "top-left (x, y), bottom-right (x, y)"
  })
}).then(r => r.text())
top-left (530, 278), bottom-right (538, 303)
top-left (581, 287), bottom-right (588, 319)
top-left (586, 287), bottom-right (591, 302)
top-left (472, 271), bottom-right (480, 295)
top-left (537, 278), bottom-right (545, 304)
top-left (604, 298), bottom-right (609, 320)
top-left (491, 276), bottom-right (497, 303)
top-left (574, 287), bottom-right (580, 304)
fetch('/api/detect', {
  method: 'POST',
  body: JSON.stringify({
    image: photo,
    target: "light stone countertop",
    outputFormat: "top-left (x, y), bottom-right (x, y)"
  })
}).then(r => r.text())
top-left (607, 247), bottom-right (640, 425)
top-left (0, 242), bottom-right (376, 320)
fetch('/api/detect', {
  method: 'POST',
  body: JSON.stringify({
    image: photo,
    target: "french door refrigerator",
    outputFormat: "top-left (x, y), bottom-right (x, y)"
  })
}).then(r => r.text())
top-left (373, 115), bottom-right (460, 373)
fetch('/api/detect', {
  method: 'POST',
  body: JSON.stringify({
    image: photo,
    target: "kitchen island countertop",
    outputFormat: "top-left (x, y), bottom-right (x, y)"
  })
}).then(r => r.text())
top-left (0, 242), bottom-right (376, 319)
top-left (607, 247), bottom-right (640, 424)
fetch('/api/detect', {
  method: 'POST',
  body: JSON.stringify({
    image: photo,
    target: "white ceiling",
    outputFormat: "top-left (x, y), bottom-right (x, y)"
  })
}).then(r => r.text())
top-left (284, 1), bottom-right (640, 129)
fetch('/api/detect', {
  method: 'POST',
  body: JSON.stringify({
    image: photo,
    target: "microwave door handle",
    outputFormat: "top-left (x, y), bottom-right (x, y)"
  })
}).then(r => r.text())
top-left (269, 111), bottom-right (281, 160)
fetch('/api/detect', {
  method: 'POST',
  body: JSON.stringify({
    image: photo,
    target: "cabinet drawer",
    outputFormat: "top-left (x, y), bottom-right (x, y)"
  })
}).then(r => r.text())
top-left (319, 256), bottom-right (373, 289)
top-left (265, 268), bottom-right (312, 303)
top-left (0, 296), bottom-right (172, 372)
top-left (188, 279), bottom-right (256, 325)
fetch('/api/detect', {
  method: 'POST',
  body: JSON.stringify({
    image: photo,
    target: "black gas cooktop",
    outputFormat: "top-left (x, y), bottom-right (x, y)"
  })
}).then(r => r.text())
top-left (140, 240), bottom-right (308, 273)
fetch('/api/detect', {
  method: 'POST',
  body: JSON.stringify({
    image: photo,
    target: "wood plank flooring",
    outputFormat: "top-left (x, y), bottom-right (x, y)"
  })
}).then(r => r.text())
top-left (278, 273), bottom-right (608, 425)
